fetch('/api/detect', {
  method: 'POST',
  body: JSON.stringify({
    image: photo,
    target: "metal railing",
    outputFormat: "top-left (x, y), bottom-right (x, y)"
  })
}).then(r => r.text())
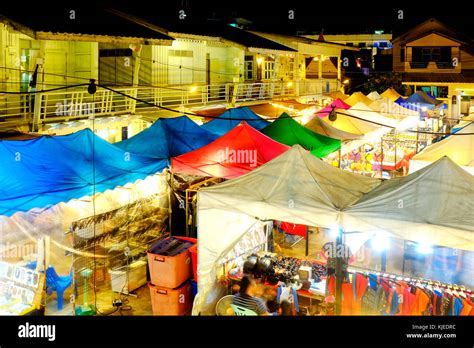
top-left (0, 79), bottom-right (339, 129)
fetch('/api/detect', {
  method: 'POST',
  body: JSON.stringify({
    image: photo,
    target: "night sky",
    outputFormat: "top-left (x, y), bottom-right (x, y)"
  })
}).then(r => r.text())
top-left (1, 0), bottom-right (473, 38)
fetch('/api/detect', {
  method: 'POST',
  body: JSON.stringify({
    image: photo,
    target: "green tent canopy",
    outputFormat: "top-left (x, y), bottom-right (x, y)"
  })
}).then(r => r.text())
top-left (261, 113), bottom-right (341, 158)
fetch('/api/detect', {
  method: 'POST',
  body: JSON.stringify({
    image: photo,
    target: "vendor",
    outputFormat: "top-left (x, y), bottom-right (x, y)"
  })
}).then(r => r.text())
top-left (320, 241), bottom-right (354, 297)
top-left (232, 275), bottom-right (272, 316)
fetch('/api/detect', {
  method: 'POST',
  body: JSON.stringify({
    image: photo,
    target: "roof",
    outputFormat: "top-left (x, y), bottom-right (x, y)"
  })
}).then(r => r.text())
top-left (110, 10), bottom-right (296, 52)
top-left (402, 72), bottom-right (474, 84)
top-left (115, 116), bottom-right (218, 158)
top-left (171, 122), bottom-right (290, 179)
top-left (261, 112), bottom-right (341, 158)
top-left (249, 30), bottom-right (361, 51)
top-left (393, 18), bottom-right (472, 45)
top-left (0, 7), bottom-right (174, 43)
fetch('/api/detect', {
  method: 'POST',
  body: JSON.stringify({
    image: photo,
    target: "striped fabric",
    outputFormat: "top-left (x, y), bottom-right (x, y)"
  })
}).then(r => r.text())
top-left (232, 293), bottom-right (268, 315)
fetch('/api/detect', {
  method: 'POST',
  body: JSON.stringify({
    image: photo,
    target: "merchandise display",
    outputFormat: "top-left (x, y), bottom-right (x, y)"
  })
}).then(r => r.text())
top-left (0, 261), bottom-right (44, 315)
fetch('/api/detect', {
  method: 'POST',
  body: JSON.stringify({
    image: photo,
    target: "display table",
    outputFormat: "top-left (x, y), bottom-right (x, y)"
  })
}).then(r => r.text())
top-left (0, 261), bottom-right (45, 315)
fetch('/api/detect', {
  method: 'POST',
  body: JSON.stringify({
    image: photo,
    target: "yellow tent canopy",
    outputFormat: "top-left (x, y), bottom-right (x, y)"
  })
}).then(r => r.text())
top-left (381, 88), bottom-right (403, 102)
top-left (344, 92), bottom-right (374, 106)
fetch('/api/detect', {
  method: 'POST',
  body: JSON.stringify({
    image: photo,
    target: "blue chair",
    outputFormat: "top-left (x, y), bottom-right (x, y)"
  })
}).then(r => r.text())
top-left (46, 266), bottom-right (73, 311)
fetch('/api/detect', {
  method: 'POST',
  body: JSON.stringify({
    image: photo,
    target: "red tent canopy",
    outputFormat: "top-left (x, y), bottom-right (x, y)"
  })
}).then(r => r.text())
top-left (171, 122), bottom-right (290, 179)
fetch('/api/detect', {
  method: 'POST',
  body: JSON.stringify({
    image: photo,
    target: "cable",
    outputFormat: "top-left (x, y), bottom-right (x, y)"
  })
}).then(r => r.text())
top-left (96, 84), bottom-right (474, 135)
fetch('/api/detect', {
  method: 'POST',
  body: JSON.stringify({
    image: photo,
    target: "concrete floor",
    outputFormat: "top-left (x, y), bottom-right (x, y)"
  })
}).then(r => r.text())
top-left (46, 283), bottom-right (154, 316)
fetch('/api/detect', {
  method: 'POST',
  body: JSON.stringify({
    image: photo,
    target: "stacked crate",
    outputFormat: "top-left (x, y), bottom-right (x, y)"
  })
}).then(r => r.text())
top-left (147, 237), bottom-right (196, 315)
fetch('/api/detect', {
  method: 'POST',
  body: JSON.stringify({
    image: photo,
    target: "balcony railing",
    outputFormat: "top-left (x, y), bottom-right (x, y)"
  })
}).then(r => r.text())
top-left (0, 79), bottom-right (339, 130)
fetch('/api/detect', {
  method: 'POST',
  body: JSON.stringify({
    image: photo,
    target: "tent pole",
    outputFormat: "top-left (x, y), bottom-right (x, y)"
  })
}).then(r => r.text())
top-left (305, 226), bottom-right (309, 257)
top-left (335, 226), bottom-right (343, 315)
top-left (338, 147), bottom-right (342, 168)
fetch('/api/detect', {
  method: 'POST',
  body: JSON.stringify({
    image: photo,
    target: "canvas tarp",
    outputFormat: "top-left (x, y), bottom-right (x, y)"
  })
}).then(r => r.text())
top-left (381, 88), bottom-right (402, 102)
top-left (343, 92), bottom-right (374, 107)
top-left (305, 115), bottom-right (365, 141)
top-left (409, 123), bottom-right (474, 174)
top-left (201, 106), bottom-right (270, 135)
top-left (193, 145), bottom-right (381, 314)
top-left (366, 91), bottom-right (383, 101)
top-left (0, 129), bottom-right (168, 217)
top-left (396, 91), bottom-right (447, 110)
top-left (310, 98), bottom-right (350, 120)
top-left (115, 116), bottom-right (218, 158)
top-left (249, 100), bottom-right (313, 118)
top-left (261, 112), bottom-right (341, 158)
top-left (346, 156), bottom-right (474, 251)
top-left (328, 91), bottom-right (349, 100)
top-left (171, 122), bottom-right (289, 179)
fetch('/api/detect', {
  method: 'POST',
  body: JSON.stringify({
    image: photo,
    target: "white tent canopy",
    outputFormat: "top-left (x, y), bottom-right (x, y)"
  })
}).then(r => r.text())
top-left (346, 156), bottom-right (474, 251)
top-left (410, 123), bottom-right (474, 174)
top-left (366, 91), bottom-right (383, 101)
top-left (193, 145), bottom-right (381, 314)
top-left (193, 147), bottom-right (474, 314)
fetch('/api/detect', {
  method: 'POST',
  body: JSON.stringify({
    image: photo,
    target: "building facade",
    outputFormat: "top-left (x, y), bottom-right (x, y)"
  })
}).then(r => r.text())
top-left (392, 18), bottom-right (474, 118)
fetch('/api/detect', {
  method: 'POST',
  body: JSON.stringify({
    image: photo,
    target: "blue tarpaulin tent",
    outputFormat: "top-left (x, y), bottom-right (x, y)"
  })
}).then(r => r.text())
top-left (395, 91), bottom-right (447, 110)
top-left (201, 107), bottom-right (270, 136)
top-left (0, 129), bottom-right (168, 216)
top-left (116, 116), bottom-right (218, 158)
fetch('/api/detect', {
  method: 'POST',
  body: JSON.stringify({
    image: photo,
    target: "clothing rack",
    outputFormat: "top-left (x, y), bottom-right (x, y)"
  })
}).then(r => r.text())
top-left (347, 265), bottom-right (473, 293)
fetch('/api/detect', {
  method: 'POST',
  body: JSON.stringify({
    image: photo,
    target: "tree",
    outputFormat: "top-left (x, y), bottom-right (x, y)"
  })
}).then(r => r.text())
top-left (365, 72), bottom-right (409, 95)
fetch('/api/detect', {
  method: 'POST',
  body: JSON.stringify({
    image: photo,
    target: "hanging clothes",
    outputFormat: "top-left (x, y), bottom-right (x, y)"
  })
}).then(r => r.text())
top-left (361, 283), bottom-right (388, 315)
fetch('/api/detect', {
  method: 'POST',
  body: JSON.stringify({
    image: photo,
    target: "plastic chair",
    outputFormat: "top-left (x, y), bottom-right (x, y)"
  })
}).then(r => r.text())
top-left (46, 266), bottom-right (73, 311)
top-left (231, 304), bottom-right (258, 316)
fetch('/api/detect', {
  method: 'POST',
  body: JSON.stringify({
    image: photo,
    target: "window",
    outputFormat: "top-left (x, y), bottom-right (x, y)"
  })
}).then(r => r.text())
top-left (400, 48), bottom-right (405, 62)
top-left (433, 86), bottom-right (449, 99)
top-left (264, 61), bottom-right (276, 80)
top-left (346, 42), bottom-right (354, 46)
top-left (412, 47), bottom-right (450, 63)
top-left (244, 55), bottom-right (254, 80)
top-left (358, 42), bottom-right (366, 48)
top-left (168, 50), bottom-right (194, 58)
top-left (379, 42), bottom-right (388, 48)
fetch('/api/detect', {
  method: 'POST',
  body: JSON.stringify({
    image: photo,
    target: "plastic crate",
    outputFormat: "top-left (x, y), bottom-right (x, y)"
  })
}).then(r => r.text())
top-left (109, 260), bottom-right (147, 294)
top-left (148, 281), bottom-right (192, 315)
top-left (189, 243), bottom-right (198, 282)
top-left (147, 236), bottom-right (196, 288)
top-left (190, 279), bottom-right (197, 298)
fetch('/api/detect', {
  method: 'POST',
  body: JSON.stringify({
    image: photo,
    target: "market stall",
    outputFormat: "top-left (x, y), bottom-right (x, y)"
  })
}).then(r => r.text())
top-left (193, 146), bottom-right (474, 315)
top-left (193, 145), bottom-right (381, 315)
top-left (0, 130), bottom-right (171, 315)
top-left (261, 112), bottom-right (341, 158)
top-left (201, 106), bottom-right (270, 135)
